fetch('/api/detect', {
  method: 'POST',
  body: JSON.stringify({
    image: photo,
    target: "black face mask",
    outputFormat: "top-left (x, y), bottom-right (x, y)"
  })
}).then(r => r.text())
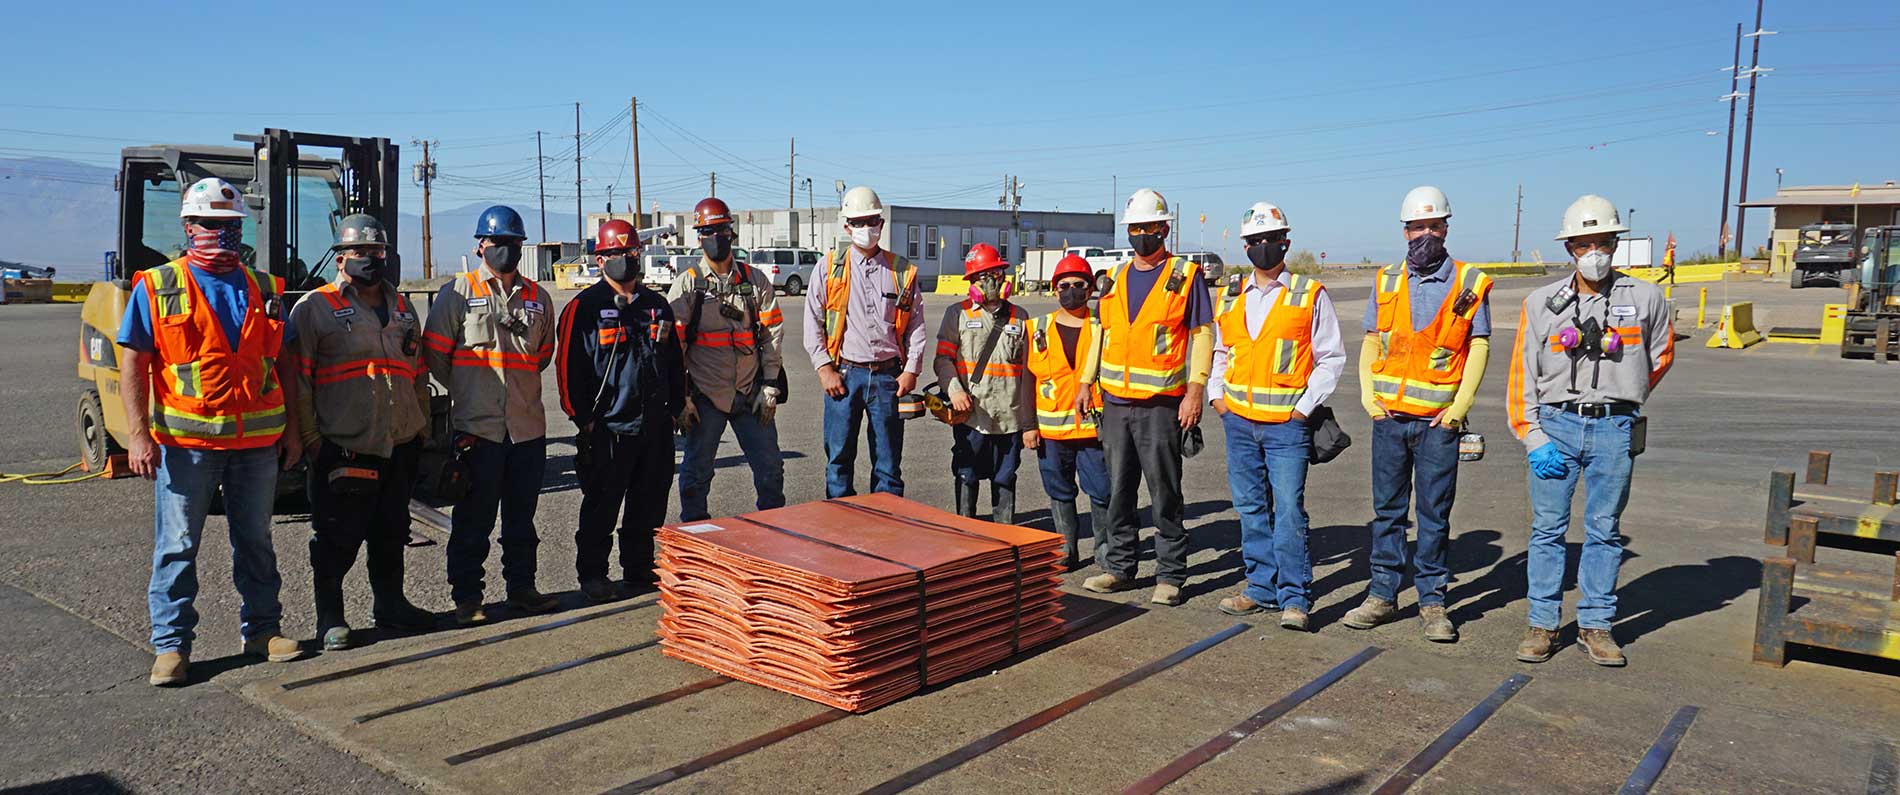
top-left (1406, 233), bottom-right (1447, 272)
top-left (482, 243), bottom-right (522, 273)
top-left (342, 254), bottom-right (386, 284)
top-left (701, 234), bottom-right (732, 263)
top-left (603, 254), bottom-right (639, 284)
top-left (1129, 231), bottom-right (1165, 258)
top-left (1057, 285), bottom-right (1090, 310)
top-left (1246, 239), bottom-right (1288, 271)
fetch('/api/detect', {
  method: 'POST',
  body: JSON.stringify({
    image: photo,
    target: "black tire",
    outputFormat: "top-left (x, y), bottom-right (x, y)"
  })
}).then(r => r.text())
top-left (77, 389), bottom-right (115, 473)
top-left (784, 275), bottom-right (803, 296)
top-left (1790, 269), bottom-right (1807, 289)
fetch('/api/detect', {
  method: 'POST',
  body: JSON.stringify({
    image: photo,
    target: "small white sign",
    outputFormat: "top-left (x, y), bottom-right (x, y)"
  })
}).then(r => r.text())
top-left (677, 522), bottom-right (723, 534)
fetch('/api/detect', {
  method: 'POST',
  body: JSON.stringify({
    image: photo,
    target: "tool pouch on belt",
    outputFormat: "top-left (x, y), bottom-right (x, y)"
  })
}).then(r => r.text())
top-left (327, 449), bottom-right (384, 497)
top-left (436, 433), bottom-right (479, 502)
top-left (1628, 415), bottom-right (1647, 457)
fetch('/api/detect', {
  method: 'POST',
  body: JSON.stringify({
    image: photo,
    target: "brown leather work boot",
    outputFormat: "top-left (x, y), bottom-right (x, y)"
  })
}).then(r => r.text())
top-left (454, 600), bottom-right (488, 626)
top-left (1217, 592), bottom-right (1273, 616)
top-left (1515, 626), bottom-right (1559, 663)
top-left (1149, 583), bottom-right (1183, 607)
top-left (242, 634), bottom-right (304, 663)
top-left (1419, 606), bottom-right (1458, 643)
top-left (149, 652), bottom-right (188, 686)
top-left (1081, 573), bottom-right (1137, 594)
top-left (1341, 596), bottom-right (1397, 630)
top-left (506, 588), bottom-right (560, 614)
top-left (1279, 607), bottom-right (1310, 631)
top-left (1577, 628), bottom-right (1627, 667)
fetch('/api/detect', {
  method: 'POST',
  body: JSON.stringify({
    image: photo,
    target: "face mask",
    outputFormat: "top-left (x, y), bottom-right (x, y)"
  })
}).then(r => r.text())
top-left (967, 274), bottom-right (1011, 305)
top-left (185, 221), bottom-right (243, 272)
top-left (1246, 239), bottom-right (1288, 271)
top-left (1576, 250), bottom-right (1613, 281)
top-left (701, 234), bottom-right (732, 263)
top-left (1129, 231), bottom-right (1165, 258)
top-left (1406, 233), bottom-right (1447, 272)
top-left (1057, 285), bottom-right (1090, 311)
top-left (482, 243), bottom-right (522, 273)
top-left (849, 223), bottom-right (881, 250)
top-left (603, 254), bottom-right (639, 284)
top-left (342, 254), bottom-right (386, 284)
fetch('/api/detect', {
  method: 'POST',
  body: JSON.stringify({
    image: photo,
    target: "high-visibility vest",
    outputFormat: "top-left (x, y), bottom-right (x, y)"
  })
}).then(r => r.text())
top-left (820, 247), bottom-right (918, 366)
top-left (309, 283), bottom-right (420, 386)
top-left (1369, 260), bottom-right (1493, 416)
top-left (445, 270), bottom-right (548, 373)
top-left (140, 259), bottom-right (286, 449)
top-left (1024, 311), bottom-right (1100, 440)
top-left (1215, 273), bottom-right (1321, 423)
top-left (1098, 257), bottom-right (1198, 400)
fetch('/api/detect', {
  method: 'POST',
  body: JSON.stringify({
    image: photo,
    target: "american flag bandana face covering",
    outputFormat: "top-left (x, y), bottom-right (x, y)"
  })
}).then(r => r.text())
top-left (185, 222), bottom-right (244, 272)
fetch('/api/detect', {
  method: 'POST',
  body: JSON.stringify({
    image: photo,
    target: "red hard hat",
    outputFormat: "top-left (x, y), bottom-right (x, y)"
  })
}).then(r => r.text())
top-left (595, 218), bottom-right (637, 254)
top-left (1052, 254), bottom-right (1092, 283)
top-left (693, 197), bottom-right (734, 229)
top-left (963, 243), bottom-right (1007, 279)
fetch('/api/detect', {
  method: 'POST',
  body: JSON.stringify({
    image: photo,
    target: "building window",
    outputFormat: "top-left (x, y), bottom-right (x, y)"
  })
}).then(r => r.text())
top-left (1037, 229), bottom-right (1046, 247)
top-left (997, 229), bottom-right (1009, 262)
top-left (906, 225), bottom-right (920, 259)
top-left (926, 226), bottom-right (939, 259)
top-left (960, 227), bottom-right (973, 259)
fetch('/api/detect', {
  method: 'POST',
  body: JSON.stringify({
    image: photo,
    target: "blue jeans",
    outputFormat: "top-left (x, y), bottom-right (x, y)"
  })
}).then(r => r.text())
top-left (447, 435), bottom-right (546, 604)
top-left (1035, 437), bottom-right (1109, 505)
top-left (1526, 406), bottom-right (1636, 631)
top-left (1223, 411), bottom-right (1313, 611)
top-left (951, 425), bottom-right (1022, 487)
top-left (679, 394), bottom-right (786, 522)
top-left (1367, 416), bottom-right (1462, 606)
top-left (148, 445), bottom-right (283, 654)
top-left (822, 365), bottom-right (904, 498)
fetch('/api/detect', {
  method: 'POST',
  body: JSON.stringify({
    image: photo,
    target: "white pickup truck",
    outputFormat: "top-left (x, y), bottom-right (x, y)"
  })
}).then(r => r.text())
top-left (1019, 246), bottom-right (1117, 291)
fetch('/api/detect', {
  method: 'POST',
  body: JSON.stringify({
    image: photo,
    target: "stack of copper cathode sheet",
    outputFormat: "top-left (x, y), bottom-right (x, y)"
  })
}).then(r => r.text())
top-left (656, 493), bottom-right (1067, 712)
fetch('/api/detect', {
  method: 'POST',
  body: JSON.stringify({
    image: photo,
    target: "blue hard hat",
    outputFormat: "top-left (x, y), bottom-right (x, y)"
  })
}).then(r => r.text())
top-left (473, 205), bottom-right (527, 240)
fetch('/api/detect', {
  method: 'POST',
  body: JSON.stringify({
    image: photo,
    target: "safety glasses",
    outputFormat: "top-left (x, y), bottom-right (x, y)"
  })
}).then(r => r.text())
top-left (193, 218), bottom-right (242, 231)
top-left (1567, 238), bottom-right (1619, 253)
top-left (1127, 222), bottom-right (1167, 236)
top-left (696, 225), bottom-right (735, 239)
top-left (845, 217), bottom-right (885, 229)
top-left (1243, 233), bottom-right (1288, 246)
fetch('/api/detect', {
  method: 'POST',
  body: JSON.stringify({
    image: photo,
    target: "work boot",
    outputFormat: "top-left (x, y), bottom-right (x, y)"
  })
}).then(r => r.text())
top-left (314, 577), bottom-right (350, 651)
top-left (1050, 500), bottom-right (1082, 570)
top-left (954, 479), bottom-right (980, 519)
top-left (1150, 583), bottom-right (1183, 607)
top-left (581, 578), bottom-right (620, 603)
top-left (242, 634), bottom-right (303, 663)
top-left (454, 600), bottom-right (488, 626)
top-left (1515, 626), bottom-right (1559, 663)
top-left (1087, 498), bottom-right (1112, 570)
top-left (1279, 607), bottom-right (1310, 631)
top-left (1217, 592), bottom-right (1273, 616)
top-left (1341, 596), bottom-right (1398, 630)
top-left (991, 484), bottom-right (1017, 526)
top-left (1419, 605), bottom-right (1458, 643)
top-left (1577, 628), bottom-right (1627, 667)
top-left (149, 652), bottom-right (188, 687)
top-left (368, 546), bottom-right (437, 631)
top-left (1081, 572), bottom-right (1137, 594)
top-left (507, 587), bottom-right (560, 614)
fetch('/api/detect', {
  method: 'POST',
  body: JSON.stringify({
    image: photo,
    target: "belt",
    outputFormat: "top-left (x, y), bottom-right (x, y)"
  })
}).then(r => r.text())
top-left (1550, 400), bottom-right (1639, 418)
top-left (840, 357), bottom-right (900, 373)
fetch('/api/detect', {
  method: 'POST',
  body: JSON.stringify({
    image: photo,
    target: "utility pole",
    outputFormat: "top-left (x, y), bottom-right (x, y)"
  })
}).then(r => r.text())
top-left (412, 139), bottom-right (437, 278)
top-left (1735, 0), bottom-right (1774, 260)
top-left (804, 178), bottom-right (815, 248)
top-left (1717, 22), bottom-right (1743, 257)
top-left (710, 171), bottom-right (717, 197)
top-left (535, 131), bottom-right (547, 241)
top-left (630, 96), bottom-right (642, 227)
top-left (788, 137), bottom-right (795, 210)
top-left (1111, 175), bottom-right (1117, 215)
top-left (574, 102), bottom-right (583, 244)
top-left (1512, 183), bottom-right (1523, 262)
top-left (999, 175), bottom-right (1022, 262)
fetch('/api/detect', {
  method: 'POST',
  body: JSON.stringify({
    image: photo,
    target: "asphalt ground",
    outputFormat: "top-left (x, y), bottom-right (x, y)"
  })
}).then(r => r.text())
top-left (2, 270), bottom-right (1897, 794)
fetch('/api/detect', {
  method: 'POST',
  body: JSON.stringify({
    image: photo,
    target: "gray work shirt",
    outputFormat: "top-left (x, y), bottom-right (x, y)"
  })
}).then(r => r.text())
top-left (1509, 272), bottom-right (1675, 451)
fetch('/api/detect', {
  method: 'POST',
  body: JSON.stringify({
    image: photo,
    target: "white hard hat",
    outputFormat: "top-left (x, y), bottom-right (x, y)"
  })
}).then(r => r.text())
top-left (1399, 185), bottom-right (1451, 223)
top-left (840, 185), bottom-right (884, 220)
top-left (1239, 202), bottom-right (1290, 237)
top-left (180, 177), bottom-right (249, 219)
top-left (1555, 194), bottom-right (1629, 240)
top-left (1121, 188), bottom-right (1175, 225)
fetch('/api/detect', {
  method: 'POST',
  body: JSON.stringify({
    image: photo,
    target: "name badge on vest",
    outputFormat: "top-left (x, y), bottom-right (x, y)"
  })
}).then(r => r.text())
top-left (599, 308), bottom-right (620, 321)
top-left (332, 306), bottom-right (356, 319)
top-left (1611, 305), bottom-right (1638, 318)
top-left (1002, 324), bottom-right (1023, 338)
top-left (523, 299), bottom-right (545, 315)
top-left (467, 297), bottom-right (490, 308)
top-left (965, 320), bottom-right (985, 330)
top-left (392, 310), bottom-right (415, 322)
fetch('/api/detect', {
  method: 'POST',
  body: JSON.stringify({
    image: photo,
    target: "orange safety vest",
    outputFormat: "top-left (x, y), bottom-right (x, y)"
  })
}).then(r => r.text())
top-left (1024, 311), bottom-right (1100, 440)
top-left (820, 247), bottom-right (918, 366)
top-left (309, 284), bottom-right (419, 386)
top-left (1215, 273), bottom-right (1321, 423)
top-left (1098, 257), bottom-right (1198, 400)
top-left (140, 259), bottom-right (286, 449)
top-left (448, 270), bottom-right (547, 373)
top-left (1369, 260), bottom-right (1493, 416)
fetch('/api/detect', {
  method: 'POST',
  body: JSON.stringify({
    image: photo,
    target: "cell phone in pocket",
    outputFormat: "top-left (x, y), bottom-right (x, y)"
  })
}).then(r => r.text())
top-left (1628, 415), bottom-right (1648, 456)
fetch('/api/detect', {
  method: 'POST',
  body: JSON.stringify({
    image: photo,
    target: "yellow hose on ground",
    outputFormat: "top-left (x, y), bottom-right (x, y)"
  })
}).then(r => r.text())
top-left (0, 461), bottom-right (105, 485)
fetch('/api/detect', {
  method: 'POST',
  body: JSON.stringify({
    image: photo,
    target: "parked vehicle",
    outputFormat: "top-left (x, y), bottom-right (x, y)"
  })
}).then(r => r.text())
top-left (749, 247), bottom-right (823, 294)
top-left (1019, 246), bottom-right (1105, 291)
top-left (1792, 223), bottom-right (1859, 289)
top-left (1173, 251), bottom-right (1228, 285)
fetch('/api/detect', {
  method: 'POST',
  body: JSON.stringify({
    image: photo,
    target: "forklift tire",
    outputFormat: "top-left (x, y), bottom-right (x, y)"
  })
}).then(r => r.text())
top-left (77, 389), bottom-right (119, 474)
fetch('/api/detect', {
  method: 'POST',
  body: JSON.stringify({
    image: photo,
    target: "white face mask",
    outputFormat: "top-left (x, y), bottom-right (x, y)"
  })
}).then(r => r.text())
top-left (849, 224), bottom-right (881, 250)
top-left (1576, 250), bottom-right (1613, 281)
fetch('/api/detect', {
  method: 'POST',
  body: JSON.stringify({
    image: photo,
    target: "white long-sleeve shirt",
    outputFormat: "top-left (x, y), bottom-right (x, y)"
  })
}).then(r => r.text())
top-left (1208, 270), bottom-right (1347, 417)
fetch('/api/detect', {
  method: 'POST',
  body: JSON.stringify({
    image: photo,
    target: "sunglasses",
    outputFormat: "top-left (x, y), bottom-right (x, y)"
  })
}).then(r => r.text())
top-left (1568, 239), bottom-right (1619, 253)
top-left (193, 218), bottom-right (242, 231)
top-left (1128, 222), bottom-right (1167, 236)
top-left (696, 225), bottom-right (735, 239)
top-left (1244, 233), bottom-right (1288, 246)
top-left (845, 217), bottom-right (885, 229)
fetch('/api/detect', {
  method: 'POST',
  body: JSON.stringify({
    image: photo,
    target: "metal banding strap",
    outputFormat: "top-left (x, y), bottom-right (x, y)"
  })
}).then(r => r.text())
top-left (856, 623), bottom-right (1251, 795)
top-left (1370, 673), bottom-right (1531, 795)
top-left (822, 499), bottom-right (1026, 655)
top-left (1616, 705), bottom-right (1700, 795)
top-left (443, 676), bottom-right (730, 765)
top-left (354, 638), bottom-right (667, 724)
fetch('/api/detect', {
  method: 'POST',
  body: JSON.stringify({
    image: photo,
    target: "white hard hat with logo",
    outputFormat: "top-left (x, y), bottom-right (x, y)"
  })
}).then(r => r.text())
top-left (1398, 185), bottom-right (1451, 223)
top-left (1239, 202), bottom-right (1290, 237)
top-left (1555, 194), bottom-right (1630, 240)
top-left (840, 185), bottom-right (884, 220)
top-left (1121, 188), bottom-right (1175, 225)
top-left (180, 177), bottom-right (249, 219)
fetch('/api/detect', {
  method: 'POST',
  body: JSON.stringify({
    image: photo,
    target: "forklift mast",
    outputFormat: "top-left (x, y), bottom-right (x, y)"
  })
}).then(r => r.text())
top-left (237, 129), bottom-right (401, 290)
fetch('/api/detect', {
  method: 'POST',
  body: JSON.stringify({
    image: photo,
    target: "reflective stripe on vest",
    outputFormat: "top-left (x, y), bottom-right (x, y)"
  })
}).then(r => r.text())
top-left (820, 248), bottom-right (917, 365)
top-left (1025, 312), bottom-right (1100, 440)
top-left (1098, 257), bottom-right (1195, 399)
top-left (1216, 273), bottom-right (1319, 423)
top-left (1369, 261), bottom-right (1492, 416)
top-left (143, 260), bottom-right (285, 449)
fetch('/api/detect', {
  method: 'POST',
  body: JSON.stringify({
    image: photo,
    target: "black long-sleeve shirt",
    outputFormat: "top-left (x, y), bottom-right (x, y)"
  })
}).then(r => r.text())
top-left (555, 281), bottom-right (684, 436)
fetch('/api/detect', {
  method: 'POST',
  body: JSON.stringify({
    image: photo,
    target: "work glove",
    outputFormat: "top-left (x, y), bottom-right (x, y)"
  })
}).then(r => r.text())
top-left (677, 400), bottom-right (700, 434)
top-left (756, 387), bottom-right (780, 425)
top-left (1527, 443), bottom-right (1569, 480)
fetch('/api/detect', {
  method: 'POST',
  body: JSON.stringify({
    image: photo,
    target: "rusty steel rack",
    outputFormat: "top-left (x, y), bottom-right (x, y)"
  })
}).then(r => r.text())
top-left (1763, 451), bottom-right (1900, 547)
top-left (1754, 452), bottom-right (1900, 668)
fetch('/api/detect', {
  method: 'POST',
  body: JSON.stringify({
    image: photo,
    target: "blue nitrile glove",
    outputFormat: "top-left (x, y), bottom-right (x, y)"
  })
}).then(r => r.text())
top-left (1528, 443), bottom-right (1568, 480)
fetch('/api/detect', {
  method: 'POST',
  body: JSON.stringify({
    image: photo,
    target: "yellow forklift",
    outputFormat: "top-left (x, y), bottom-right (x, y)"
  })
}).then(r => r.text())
top-left (75, 129), bottom-right (406, 481)
top-left (1841, 225), bottom-right (1900, 360)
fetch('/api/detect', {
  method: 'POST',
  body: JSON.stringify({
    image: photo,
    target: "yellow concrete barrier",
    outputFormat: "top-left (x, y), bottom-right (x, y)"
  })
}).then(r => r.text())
top-left (1764, 304), bottom-right (1847, 345)
top-left (1705, 301), bottom-right (1764, 349)
top-left (1625, 262), bottom-right (1738, 284)
top-left (51, 282), bottom-right (94, 303)
top-left (1463, 262), bottom-right (1546, 278)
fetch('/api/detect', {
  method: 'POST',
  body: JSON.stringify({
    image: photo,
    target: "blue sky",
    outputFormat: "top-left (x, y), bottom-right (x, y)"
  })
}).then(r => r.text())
top-left (2, 0), bottom-right (1896, 263)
